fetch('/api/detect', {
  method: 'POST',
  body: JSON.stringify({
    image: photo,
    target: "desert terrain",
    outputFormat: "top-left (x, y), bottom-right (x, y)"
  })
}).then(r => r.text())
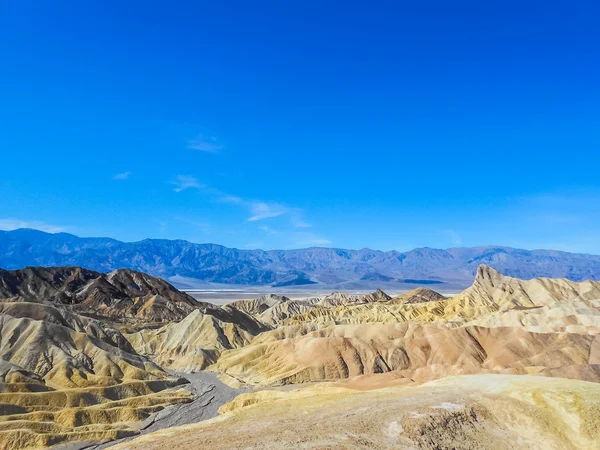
top-left (1, 264), bottom-right (599, 449)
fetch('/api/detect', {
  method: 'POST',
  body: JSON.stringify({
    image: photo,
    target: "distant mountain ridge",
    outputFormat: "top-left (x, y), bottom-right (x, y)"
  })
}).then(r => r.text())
top-left (1, 228), bottom-right (600, 288)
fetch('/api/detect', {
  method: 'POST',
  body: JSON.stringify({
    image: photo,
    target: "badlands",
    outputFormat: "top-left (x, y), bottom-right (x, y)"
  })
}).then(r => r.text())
top-left (1, 265), bottom-right (600, 449)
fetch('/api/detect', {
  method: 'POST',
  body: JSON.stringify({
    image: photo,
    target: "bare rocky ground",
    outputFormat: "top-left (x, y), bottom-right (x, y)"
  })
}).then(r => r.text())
top-left (107, 374), bottom-right (600, 450)
top-left (52, 371), bottom-right (243, 450)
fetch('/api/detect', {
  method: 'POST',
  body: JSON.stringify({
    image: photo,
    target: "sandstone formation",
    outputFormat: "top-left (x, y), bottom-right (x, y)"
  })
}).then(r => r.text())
top-left (388, 287), bottom-right (447, 304)
top-left (213, 322), bottom-right (600, 386)
top-left (315, 288), bottom-right (392, 307)
top-left (0, 308), bottom-right (193, 449)
top-left (0, 301), bottom-right (134, 351)
top-left (283, 265), bottom-right (600, 328)
top-left (227, 294), bottom-right (291, 315)
top-left (227, 289), bottom-right (394, 325)
top-left (256, 300), bottom-right (318, 325)
top-left (125, 307), bottom-right (266, 372)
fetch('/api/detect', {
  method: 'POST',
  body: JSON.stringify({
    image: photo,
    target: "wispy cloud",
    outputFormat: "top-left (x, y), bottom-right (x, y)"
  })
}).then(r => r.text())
top-left (171, 178), bottom-right (294, 223)
top-left (187, 134), bottom-right (223, 153)
top-left (221, 195), bottom-right (288, 223)
top-left (291, 215), bottom-right (312, 228)
top-left (219, 195), bottom-right (244, 204)
top-left (248, 202), bottom-right (288, 222)
top-left (0, 218), bottom-right (68, 233)
top-left (114, 171), bottom-right (131, 180)
top-left (168, 178), bottom-right (327, 244)
top-left (171, 175), bottom-right (205, 192)
top-left (258, 225), bottom-right (278, 235)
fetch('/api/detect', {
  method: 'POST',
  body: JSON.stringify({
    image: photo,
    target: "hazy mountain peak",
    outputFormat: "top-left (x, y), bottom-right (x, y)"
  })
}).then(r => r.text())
top-left (2, 229), bottom-right (600, 289)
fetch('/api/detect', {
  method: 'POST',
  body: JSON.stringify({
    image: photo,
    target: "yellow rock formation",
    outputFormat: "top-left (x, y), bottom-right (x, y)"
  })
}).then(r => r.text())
top-left (125, 308), bottom-right (261, 371)
top-left (0, 309), bottom-right (192, 449)
top-left (283, 265), bottom-right (600, 329)
top-left (213, 322), bottom-right (600, 386)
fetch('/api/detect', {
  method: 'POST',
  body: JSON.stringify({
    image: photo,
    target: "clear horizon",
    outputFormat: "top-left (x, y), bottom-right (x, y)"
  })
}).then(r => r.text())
top-left (2, 1), bottom-right (599, 253)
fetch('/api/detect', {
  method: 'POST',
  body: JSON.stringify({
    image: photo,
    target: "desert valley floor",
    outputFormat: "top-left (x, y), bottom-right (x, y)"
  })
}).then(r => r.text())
top-left (1, 264), bottom-right (600, 449)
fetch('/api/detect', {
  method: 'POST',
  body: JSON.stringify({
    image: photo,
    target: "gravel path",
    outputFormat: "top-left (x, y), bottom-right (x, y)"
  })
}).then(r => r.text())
top-left (53, 371), bottom-right (243, 450)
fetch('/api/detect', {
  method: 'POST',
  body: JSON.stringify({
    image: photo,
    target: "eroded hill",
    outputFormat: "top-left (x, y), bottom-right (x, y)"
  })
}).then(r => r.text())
top-left (0, 302), bottom-right (193, 449)
top-left (0, 266), bottom-right (214, 322)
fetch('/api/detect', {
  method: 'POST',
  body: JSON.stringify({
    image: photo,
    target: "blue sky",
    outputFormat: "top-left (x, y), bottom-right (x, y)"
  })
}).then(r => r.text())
top-left (1, 1), bottom-right (600, 252)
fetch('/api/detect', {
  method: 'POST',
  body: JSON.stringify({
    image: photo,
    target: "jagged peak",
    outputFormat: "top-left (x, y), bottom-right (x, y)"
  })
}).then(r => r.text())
top-left (388, 287), bottom-right (446, 304)
top-left (371, 288), bottom-right (391, 300)
top-left (181, 308), bottom-right (205, 321)
top-left (255, 293), bottom-right (290, 302)
top-left (410, 286), bottom-right (441, 294)
top-left (474, 264), bottom-right (506, 286)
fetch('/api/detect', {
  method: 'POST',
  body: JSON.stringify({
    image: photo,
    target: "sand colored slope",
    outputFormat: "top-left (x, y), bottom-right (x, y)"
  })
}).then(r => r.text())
top-left (315, 288), bottom-right (392, 307)
top-left (125, 306), bottom-right (266, 372)
top-left (2, 264), bottom-right (600, 449)
top-left (463, 301), bottom-right (600, 333)
top-left (283, 265), bottom-right (600, 329)
top-left (457, 264), bottom-right (600, 308)
top-left (227, 294), bottom-right (291, 315)
top-left (0, 301), bottom-right (135, 351)
top-left (227, 290), bottom-right (394, 326)
top-left (227, 294), bottom-right (317, 326)
top-left (0, 269), bottom-right (271, 449)
top-left (388, 287), bottom-right (447, 304)
top-left (0, 312), bottom-right (193, 449)
top-left (108, 374), bottom-right (600, 450)
top-left (213, 323), bottom-right (600, 386)
top-left (281, 298), bottom-right (474, 327)
top-left (0, 314), bottom-right (168, 389)
top-left (0, 380), bottom-right (192, 449)
top-left (256, 300), bottom-right (317, 325)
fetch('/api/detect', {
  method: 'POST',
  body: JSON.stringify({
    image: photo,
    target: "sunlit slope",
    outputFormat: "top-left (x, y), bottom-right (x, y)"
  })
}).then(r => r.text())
top-left (109, 374), bottom-right (600, 450)
top-left (0, 301), bottom-right (135, 350)
top-left (227, 290), bottom-right (396, 326)
top-left (212, 322), bottom-right (600, 386)
top-left (314, 288), bottom-right (392, 307)
top-left (388, 286), bottom-right (446, 304)
top-left (0, 306), bottom-right (192, 449)
top-left (125, 306), bottom-right (266, 371)
top-left (283, 265), bottom-right (600, 330)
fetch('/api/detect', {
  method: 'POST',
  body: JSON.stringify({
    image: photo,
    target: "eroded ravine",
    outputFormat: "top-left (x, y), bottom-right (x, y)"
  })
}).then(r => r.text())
top-left (54, 371), bottom-right (243, 450)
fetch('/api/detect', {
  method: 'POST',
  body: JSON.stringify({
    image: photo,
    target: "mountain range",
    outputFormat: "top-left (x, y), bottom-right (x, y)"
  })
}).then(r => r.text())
top-left (2, 228), bottom-right (600, 289)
